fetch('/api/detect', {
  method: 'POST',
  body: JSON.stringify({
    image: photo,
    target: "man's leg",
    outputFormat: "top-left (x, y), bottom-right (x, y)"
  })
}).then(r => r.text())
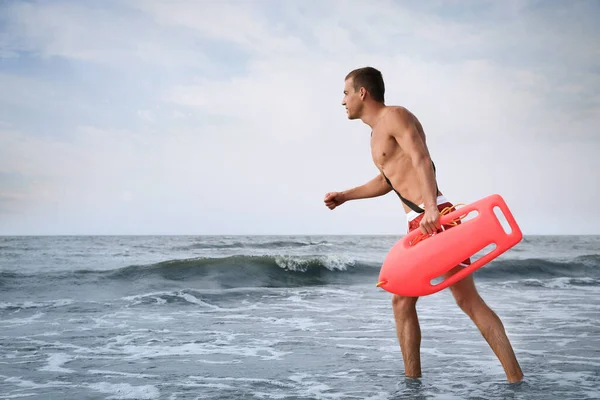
top-left (391, 295), bottom-right (421, 378)
top-left (445, 266), bottom-right (524, 383)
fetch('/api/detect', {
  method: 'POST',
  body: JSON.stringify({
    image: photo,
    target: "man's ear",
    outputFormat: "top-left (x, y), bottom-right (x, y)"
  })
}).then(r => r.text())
top-left (359, 87), bottom-right (366, 100)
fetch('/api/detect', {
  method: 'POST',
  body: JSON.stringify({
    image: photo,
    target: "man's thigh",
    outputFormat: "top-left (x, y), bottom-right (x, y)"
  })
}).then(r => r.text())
top-left (444, 264), bottom-right (480, 301)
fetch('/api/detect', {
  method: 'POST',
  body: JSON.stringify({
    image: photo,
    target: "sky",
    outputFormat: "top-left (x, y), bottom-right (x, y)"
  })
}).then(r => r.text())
top-left (0, 0), bottom-right (599, 235)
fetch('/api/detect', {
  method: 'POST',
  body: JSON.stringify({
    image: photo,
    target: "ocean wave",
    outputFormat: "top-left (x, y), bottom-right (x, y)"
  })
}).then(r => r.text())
top-left (473, 254), bottom-right (600, 280)
top-left (171, 239), bottom-right (331, 251)
top-left (0, 255), bottom-right (379, 291)
top-left (105, 254), bottom-right (376, 289)
top-left (1, 253), bottom-right (598, 292)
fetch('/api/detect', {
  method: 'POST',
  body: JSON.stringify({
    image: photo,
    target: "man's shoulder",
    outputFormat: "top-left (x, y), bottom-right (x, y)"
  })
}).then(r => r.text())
top-left (384, 106), bottom-right (415, 126)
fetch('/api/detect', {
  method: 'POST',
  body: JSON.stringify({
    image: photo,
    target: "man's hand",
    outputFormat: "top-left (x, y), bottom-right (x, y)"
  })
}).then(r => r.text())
top-left (324, 192), bottom-right (347, 210)
top-left (419, 206), bottom-right (441, 235)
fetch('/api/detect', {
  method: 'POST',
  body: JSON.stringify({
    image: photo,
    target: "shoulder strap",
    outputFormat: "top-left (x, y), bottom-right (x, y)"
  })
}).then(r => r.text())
top-left (383, 161), bottom-right (439, 214)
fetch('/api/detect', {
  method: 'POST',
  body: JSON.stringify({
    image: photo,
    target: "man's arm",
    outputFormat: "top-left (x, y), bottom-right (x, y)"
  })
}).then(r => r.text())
top-left (342, 173), bottom-right (392, 201)
top-left (389, 108), bottom-right (438, 211)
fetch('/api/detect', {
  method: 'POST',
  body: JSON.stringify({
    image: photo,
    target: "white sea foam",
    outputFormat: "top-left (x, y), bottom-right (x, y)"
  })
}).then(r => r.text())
top-left (39, 353), bottom-right (74, 373)
top-left (87, 382), bottom-right (160, 399)
top-left (0, 299), bottom-right (74, 310)
top-left (273, 254), bottom-right (357, 272)
top-left (1, 375), bottom-right (71, 391)
top-left (114, 340), bottom-right (292, 362)
top-left (88, 369), bottom-right (158, 378)
top-left (0, 312), bottom-right (45, 326)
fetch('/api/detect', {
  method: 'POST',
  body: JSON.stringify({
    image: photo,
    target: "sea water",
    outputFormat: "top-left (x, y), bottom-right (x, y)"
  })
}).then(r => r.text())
top-left (1, 235), bottom-right (599, 399)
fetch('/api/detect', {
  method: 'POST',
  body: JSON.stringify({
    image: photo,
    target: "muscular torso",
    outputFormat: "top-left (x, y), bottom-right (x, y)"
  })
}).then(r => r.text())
top-left (370, 106), bottom-right (441, 213)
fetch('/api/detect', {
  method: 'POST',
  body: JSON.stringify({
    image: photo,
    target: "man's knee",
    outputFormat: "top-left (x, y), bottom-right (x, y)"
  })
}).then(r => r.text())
top-left (451, 283), bottom-right (485, 316)
top-left (392, 295), bottom-right (418, 316)
top-left (448, 274), bottom-right (484, 315)
top-left (454, 293), bottom-right (482, 315)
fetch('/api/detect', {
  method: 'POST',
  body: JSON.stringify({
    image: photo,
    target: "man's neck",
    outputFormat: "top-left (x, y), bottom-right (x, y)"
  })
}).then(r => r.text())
top-left (360, 103), bottom-right (388, 129)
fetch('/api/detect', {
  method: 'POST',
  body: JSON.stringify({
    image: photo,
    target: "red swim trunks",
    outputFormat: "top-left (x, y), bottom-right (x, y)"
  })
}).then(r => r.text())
top-left (408, 200), bottom-right (471, 268)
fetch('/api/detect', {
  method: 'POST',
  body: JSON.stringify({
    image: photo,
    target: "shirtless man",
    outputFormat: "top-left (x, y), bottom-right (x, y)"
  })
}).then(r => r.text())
top-left (324, 67), bottom-right (524, 383)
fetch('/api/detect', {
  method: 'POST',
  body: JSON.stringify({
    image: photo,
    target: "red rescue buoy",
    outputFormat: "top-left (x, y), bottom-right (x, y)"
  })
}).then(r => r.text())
top-left (377, 194), bottom-right (523, 297)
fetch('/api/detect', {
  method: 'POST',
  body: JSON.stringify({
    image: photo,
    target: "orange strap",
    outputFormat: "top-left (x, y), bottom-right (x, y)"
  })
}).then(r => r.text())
top-left (409, 203), bottom-right (467, 246)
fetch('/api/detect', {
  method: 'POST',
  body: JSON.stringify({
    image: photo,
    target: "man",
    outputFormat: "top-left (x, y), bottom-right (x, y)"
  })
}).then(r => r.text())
top-left (323, 66), bottom-right (524, 383)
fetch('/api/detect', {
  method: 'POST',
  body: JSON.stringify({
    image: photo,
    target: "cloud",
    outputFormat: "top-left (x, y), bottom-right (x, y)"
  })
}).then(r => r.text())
top-left (0, 0), bottom-right (598, 235)
top-left (2, 1), bottom-right (205, 66)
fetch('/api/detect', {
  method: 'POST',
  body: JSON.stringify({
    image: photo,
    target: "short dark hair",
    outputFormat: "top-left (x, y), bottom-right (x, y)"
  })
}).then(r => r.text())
top-left (345, 66), bottom-right (385, 102)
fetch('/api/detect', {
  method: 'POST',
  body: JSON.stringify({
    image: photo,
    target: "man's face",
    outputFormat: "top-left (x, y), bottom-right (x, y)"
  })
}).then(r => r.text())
top-left (342, 78), bottom-right (364, 120)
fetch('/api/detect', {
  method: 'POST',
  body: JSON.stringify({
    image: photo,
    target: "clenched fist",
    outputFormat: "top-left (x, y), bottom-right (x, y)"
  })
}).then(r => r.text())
top-left (324, 192), bottom-right (347, 210)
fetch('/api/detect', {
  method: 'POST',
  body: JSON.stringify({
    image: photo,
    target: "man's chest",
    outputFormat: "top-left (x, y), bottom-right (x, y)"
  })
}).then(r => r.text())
top-left (370, 133), bottom-right (400, 167)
